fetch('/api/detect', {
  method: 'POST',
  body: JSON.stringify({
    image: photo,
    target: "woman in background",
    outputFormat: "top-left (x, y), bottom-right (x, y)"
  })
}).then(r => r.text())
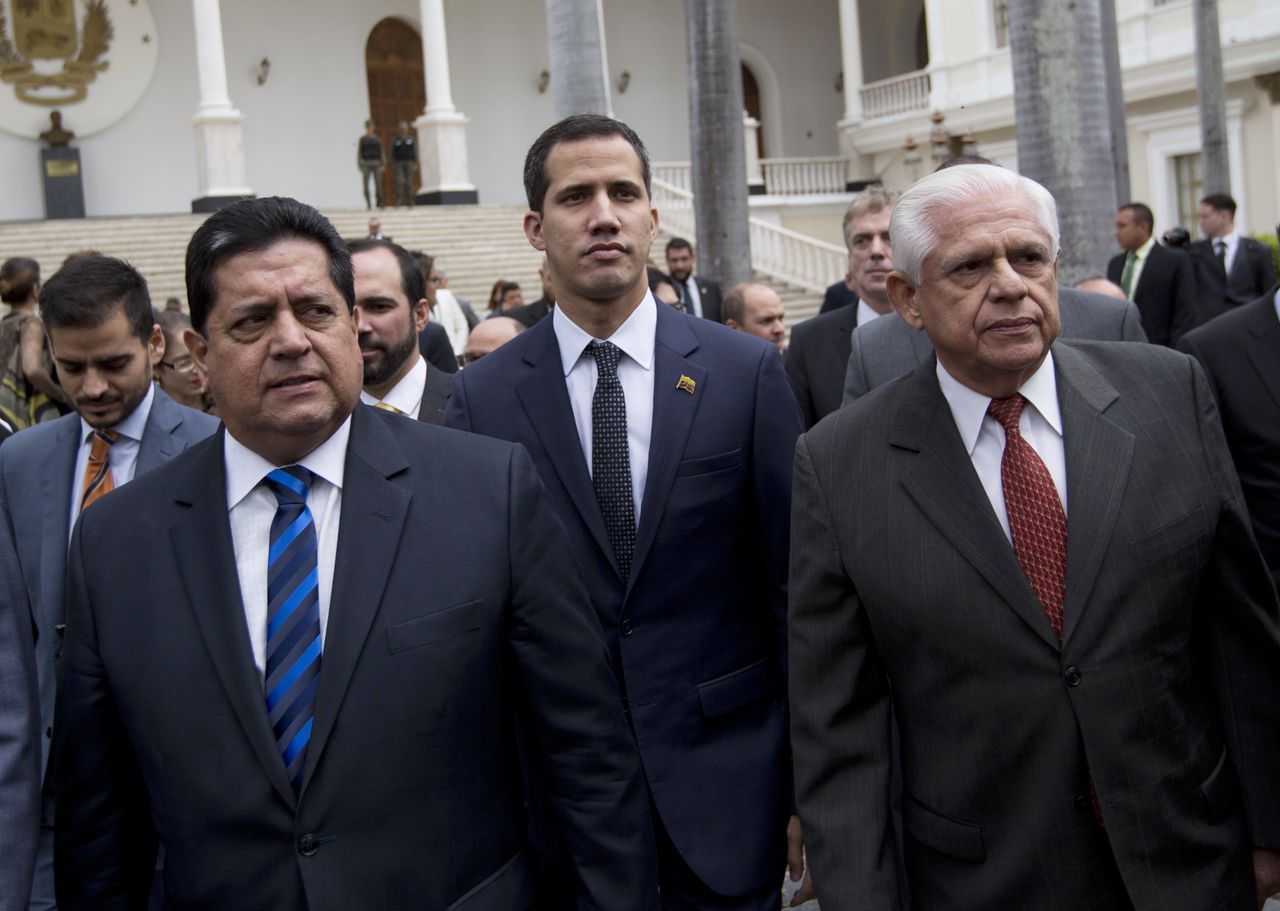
top-left (154, 308), bottom-right (213, 413)
top-left (0, 257), bottom-right (64, 430)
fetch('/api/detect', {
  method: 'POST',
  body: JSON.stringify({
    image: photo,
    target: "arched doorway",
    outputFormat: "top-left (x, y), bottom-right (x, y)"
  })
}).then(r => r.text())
top-left (741, 64), bottom-right (764, 160)
top-left (366, 19), bottom-right (426, 205)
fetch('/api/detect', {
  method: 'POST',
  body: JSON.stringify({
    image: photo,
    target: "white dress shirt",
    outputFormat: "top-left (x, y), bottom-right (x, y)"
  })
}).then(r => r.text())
top-left (855, 300), bottom-right (883, 328)
top-left (682, 276), bottom-right (703, 318)
top-left (553, 293), bottom-right (656, 521)
top-left (360, 355), bottom-right (425, 419)
top-left (936, 353), bottom-right (1067, 543)
top-left (225, 417), bottom-right (350, 678)
top-left (67, 383), bottom-right (155, 541)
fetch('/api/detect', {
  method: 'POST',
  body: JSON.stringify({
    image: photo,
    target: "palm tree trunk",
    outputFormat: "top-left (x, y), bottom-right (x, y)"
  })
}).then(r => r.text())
top-left (1098, 0), bottom-right (1130, 204)
top-left (1008, 0), bottom-right (1118, 286)
top-left (545, 0), bottom-right (610, 118)
top-left (1193, 0), bottom-right (1231, 195)
top-left (684, 0), bottom-right (751, 287)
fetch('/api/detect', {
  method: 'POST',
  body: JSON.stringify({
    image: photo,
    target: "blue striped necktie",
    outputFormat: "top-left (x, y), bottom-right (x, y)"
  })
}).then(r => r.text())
top-left (263, 466), bottom-right (322, 792)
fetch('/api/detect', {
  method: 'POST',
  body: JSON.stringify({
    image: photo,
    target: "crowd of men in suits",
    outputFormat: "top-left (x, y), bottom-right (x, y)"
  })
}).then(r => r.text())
top-left (0, 112), bottom-right (1278, 911)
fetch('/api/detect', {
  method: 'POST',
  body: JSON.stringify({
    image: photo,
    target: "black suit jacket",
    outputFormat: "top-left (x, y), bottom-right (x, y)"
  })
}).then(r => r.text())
top-left (679, 275), bottom-right (721, 322)
top-left (506, 298), bottom-right (552, 329)
top-left (784, 302), bottom-right (858, 429)
top-left (53, 407), bottom-right (657, 911)
top-left (1106, 242), bottom-right (1199, 345)
top-left (446, 303), bottom-right (802, 896)
top-left (1178, 289), bottom-right (1280, 590)
top-left (418, 321), bottom-right (459, 374)
top-left (1189, 237), bottom-right (1278, 318)
top-left (417, 363), bottom-right (453, 425)
top-left (791, 341), bottom-right (1280, 910)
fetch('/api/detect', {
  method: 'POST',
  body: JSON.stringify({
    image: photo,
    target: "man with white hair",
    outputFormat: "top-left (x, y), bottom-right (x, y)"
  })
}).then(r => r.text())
top-left (789, 164), bottom-right (1280, 911)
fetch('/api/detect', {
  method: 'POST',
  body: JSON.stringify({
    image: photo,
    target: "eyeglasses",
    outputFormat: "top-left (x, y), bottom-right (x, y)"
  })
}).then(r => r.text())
top-left (161, 357), bottom-right (197, 374)
top-left (457, 351), bottom-right (484, 366)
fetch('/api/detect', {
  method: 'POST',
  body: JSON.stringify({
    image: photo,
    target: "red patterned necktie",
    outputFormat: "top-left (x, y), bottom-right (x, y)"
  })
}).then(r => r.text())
top-left (987, 395), bottom-right (1067, 637)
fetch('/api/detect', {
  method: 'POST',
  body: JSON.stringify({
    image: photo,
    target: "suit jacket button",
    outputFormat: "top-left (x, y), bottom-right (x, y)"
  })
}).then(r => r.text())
top-left (1074, 793), bottom-right (1089, 812)
top-left (1064, 667), bottom-right (1082, 687)
top-left (620, 619), bottom-right (634, 637)
top-left (297, 834), bottom-right (319, 856)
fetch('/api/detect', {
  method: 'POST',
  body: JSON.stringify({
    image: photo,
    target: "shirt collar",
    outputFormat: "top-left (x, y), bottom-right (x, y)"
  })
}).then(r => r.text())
top-left (81, 382), bottom-right (154, 445)
top-left (224, 415), bottom-right (352, 509)
top-left (855, 299), bottom-right (884, 327)
top-left (359, 355), bottom-right (425, 415)
top-left (1134, 235), bottom-right (1156, 261)
top-left (552, 292), bottom-right (657, 377)
top-left (936, 350), bottom-right (1062, 456)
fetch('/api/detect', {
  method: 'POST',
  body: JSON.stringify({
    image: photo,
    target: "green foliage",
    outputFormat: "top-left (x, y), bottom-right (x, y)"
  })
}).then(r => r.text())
top-left (1250, 232), bottom-right (1280, 276)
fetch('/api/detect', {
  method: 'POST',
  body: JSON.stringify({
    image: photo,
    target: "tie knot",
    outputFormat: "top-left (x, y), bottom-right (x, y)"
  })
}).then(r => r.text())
top-left (1214, 240), bottom-right (1226, 255)
top-left (264, 466), bottom-right (314, 507)
top-left (88, 428), bottom-right (118, 457)
top-left (589, 340), bottom-right (622, 377)
top-left (987, 394), bottom-right (1026, 432)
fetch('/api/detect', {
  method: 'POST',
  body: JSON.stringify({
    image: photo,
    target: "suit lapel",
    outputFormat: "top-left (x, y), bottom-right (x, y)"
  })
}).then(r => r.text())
top-left (894, 363), bottom-right (1062, 650)
top-left (39, 418), bottom-right (79, 632)
top-left (630, 308), bottom-right (704, 590)
top-left (168, 434), bottom-right (297, 807)
top-left (137, 389), bottom-right (185, 475)
top-left (1052, 345), bottom-right (1133, 641)
top-left (1243, 297), bottom-right (1280, 413)
top-left (304, 406), bottom-right (410, 788)
top-left (513, 324), bottom-right (617, 574)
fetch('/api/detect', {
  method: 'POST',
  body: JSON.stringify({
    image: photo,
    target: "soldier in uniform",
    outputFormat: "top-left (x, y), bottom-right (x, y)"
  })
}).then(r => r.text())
top-left (358, 120), bottom-right (385, 209)
top-left (392, 121), bottom-right (418, 208)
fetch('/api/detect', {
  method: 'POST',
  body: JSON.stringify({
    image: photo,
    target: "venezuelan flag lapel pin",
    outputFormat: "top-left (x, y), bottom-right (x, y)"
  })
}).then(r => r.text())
top-left (677, 375), bottom-right (696, 394)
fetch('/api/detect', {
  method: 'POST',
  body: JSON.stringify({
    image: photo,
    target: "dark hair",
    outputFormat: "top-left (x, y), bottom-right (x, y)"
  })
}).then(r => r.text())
top-left (1199, 192), bottom-right (1236, 216)
top-left (1119, 202), bottom-right (1154, 229)
top-left (0, 257), bottom-right (39, 304)
top-left (648, 271), bottom-right (677, 296)
top-left (347, 238), bottom-right (426, 306)
top-left (185, 196), bottom-right (354, 335)
top-left (523, 113), bottom-right (650, 213)
top-left (40, 255), bottom-right (154, 341)
top-left (1161, 225), bottom-right (1191, 249)
top-left (665, 237), bottom-right (693, 255)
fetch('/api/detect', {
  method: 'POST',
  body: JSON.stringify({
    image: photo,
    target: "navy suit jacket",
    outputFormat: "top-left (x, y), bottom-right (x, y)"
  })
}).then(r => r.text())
top-left (0, 387), bottom-right (218, 776)
top-left (446, 301), bottom-right (803, 896)
top-left (53, 407), bottom-right (656, 911)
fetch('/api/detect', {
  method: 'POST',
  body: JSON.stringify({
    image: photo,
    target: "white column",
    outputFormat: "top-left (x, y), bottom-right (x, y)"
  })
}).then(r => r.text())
top-left (189, 0), bottom-right (252, 210)
top-left (836, 0), bottom-right (874, 188)
top-left (414, 0), bottom-right (478, 204)
top-left (744, 112), bottom-right (765, 195)
top-left (923, 0), bottom-right (948, 108)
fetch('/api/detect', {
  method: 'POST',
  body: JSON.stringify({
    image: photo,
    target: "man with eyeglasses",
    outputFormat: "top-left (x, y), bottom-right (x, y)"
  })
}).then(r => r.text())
top-left (0, 254), bottom-right (217, 910)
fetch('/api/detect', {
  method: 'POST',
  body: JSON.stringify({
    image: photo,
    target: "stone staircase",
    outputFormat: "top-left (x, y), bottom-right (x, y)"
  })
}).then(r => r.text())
top-left (0, 206), bottom-right (821, 327)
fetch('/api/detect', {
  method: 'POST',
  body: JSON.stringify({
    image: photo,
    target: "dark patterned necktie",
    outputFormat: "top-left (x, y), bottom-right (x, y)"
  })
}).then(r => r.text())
top-left (1214, 239), bottom-right (1227, 273)
top-left (987, 395), bottom-right (1067, 637)
top-left (589, 341), bottom-right (636, 582)
top-left (263, 466), bottom-right (322, 791)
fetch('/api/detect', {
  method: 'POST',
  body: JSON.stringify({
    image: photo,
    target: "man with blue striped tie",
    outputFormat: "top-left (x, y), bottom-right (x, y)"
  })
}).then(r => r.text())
top-left (52, 197), bottom-right (657, 911)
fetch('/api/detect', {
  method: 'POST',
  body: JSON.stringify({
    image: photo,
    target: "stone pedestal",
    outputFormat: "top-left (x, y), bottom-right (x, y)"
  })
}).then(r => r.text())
top-left (191, 111), bottom-right (254, 212)
top-left (42, 147), bottom-right (85, 219)
top-left (414, 111), bottom-right (478, 205)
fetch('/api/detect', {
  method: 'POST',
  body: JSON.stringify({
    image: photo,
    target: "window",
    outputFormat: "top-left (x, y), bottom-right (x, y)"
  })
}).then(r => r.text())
top-left (993, 0), bottom-right (1009, 48)
top-left (1173, 152), bottom-right (1203, 232)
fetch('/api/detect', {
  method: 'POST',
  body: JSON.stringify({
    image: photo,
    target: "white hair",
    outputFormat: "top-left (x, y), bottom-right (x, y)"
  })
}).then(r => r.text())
top-left (889, 164), bottom-right (1060, 284)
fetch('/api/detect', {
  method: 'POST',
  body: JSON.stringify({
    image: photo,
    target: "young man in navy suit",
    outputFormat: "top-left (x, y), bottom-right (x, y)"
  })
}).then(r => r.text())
top-left (446, 115), bottom-right (807, 910)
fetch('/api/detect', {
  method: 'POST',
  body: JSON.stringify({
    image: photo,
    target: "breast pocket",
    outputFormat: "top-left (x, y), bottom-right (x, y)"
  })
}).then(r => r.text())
top-left (386, 599), bottom-right (483, 655)
top-left (674, 447), bottom-right (743, 480)
top-left (1126, 506), bottom-right (1206, 567)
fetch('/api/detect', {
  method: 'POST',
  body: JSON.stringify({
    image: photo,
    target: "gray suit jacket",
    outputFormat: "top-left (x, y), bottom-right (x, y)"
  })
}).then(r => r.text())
top-left (792, 340), bottom-right (1280, 910)
top-left (0, 491), bottom-right (39, 910)
top-left (0, 387), bottom-right (218, 776)
top-left (842, 287), bottom-right (1148, 405)
top-left (417, 363), bottom-right (454, 426)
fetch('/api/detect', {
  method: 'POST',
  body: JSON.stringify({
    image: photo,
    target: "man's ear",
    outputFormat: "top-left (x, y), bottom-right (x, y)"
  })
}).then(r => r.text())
top-left (524, 211), bottom-right (546, 252)
top-left (147, 324), bottom-right (165, 368)
top-left (724, 318), bottom-right (741, 331)
top-left (184, 328), bottom-right (208, 373)
top-left (887, 272), bottom-right (924, 330)
top-left (412, 298), bottom-right (429, 333)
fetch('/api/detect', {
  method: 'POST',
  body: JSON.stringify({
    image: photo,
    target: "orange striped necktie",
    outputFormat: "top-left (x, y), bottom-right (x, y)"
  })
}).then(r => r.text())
top-left (80, 429), bottom-right (119, 512)
top-left (373, 402), bottom-right (403, 415)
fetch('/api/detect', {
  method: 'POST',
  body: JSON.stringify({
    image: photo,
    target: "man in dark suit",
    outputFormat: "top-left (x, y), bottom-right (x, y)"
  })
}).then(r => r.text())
top-left (791, 163), bottom-right (1280, 910)
top-left (507, 258), bottom-right (555, 329)
top-left (446, 115), bottom-right (807, 910)
top-left (665, 237), bottom-right (723, 322)
top-left (350, 238), bottom-right (452, 424)
top-left (0, 255), bottom-right (218, 911)
top-left (1178, 283), bottom-right (1280, 592)
top-left (52, 197), bottom-right (656, 911)
top-left (786, 187), bottom-right (899, 427)
top-left (417, 320), bottom-right (459, 375)
top-left (1105, 201), bottom-right (1199, 345)
top-left (0, 486), bottom-right (39, 911)
top-left (1190, 193), bottom-right (1277, 320)
top-left (842, 286), bottom-right (1147, 404)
